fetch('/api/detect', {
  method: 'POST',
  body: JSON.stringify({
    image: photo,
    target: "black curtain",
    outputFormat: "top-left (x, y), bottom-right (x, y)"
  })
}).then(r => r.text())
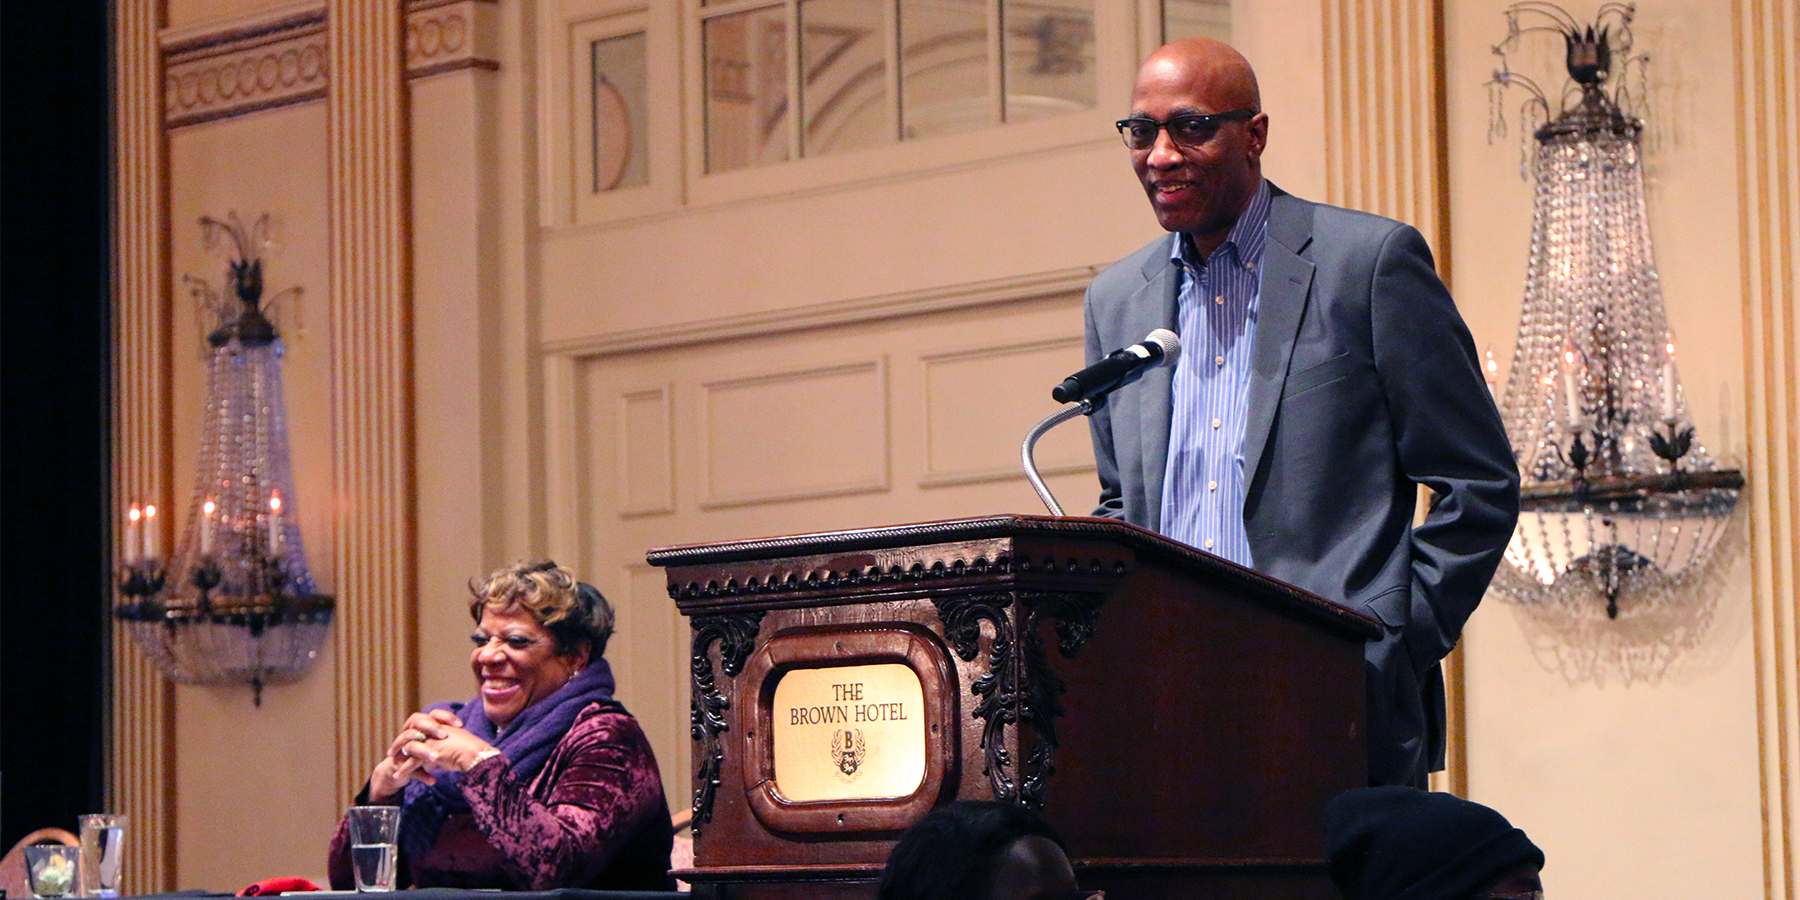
top-left (1, 0), bottom-right (113, 844)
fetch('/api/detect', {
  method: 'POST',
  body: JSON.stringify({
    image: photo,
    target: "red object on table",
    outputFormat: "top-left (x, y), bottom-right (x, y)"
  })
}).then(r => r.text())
top-left (238, 876), bottom-right (321, 895)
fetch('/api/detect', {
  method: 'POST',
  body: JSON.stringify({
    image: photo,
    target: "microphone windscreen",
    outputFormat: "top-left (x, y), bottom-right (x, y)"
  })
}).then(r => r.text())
top-left (1145, 328), bottom-right (1181, 366)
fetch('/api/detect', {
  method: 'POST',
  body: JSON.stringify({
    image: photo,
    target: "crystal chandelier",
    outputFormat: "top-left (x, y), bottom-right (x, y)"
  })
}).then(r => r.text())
top-left (1485, 4), bottom-right (1742, 631)
top-left (115, 213), bottom-right (333, 704)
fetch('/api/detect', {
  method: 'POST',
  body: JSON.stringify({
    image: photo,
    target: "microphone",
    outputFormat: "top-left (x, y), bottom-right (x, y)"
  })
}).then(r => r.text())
top-left (1051, 329), bottom-right (1182, 404)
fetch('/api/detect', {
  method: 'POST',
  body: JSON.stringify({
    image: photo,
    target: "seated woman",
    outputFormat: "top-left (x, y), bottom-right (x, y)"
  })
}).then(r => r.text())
top-left (328, 560), bottom-right (674, 890)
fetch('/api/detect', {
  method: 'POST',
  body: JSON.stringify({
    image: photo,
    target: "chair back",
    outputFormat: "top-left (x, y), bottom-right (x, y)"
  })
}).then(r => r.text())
top-left (0, 827), bottom-right (81, 898)
top-left (669, 809), bottom-right (694, 892)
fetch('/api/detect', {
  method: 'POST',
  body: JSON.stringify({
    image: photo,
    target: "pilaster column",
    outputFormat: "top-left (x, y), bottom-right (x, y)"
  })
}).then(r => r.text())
top-left (1736, 2), bottom-right (1799, 898)
top-left (1319, 0), bottom-right (1448, 258)
top-left (112, 0), bottom-right (175, 889)
top-left (328, 0), bottom-right (418, 792)
top-left (1318, 0), bottom-right (1460, 792)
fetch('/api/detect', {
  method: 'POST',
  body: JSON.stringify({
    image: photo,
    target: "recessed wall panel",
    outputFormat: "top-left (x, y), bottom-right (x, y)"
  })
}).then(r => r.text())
top-left (619, 386), bottom-right (675, 516)
top-left (702, 360), bottom-right (889, 507)
top-left (921, 338), bottom-right (1089, 485)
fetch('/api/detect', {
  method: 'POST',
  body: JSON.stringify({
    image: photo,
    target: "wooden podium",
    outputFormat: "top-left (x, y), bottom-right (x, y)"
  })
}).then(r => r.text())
top-left (648, 515), bottom-right (1379, 899)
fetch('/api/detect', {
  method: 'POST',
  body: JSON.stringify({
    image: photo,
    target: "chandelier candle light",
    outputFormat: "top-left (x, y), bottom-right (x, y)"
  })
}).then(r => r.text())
top-left (1485, 3), bottom-right (1742, 626)
top-left (115, 213), bottom-right (334, 704)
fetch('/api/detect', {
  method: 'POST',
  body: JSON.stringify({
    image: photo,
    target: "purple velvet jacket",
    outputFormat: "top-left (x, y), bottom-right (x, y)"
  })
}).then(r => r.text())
top-left (329, 704), bottom-right (674, 891)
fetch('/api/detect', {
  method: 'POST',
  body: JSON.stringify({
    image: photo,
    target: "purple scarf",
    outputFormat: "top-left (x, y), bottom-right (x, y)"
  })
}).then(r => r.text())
top-left (397, 658), bottom-right (617, 858)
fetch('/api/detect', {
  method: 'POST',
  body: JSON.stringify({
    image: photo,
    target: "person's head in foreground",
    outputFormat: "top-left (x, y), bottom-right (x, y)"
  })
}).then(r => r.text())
top-left (1324, 786), bottom-right (1545, 900)
top-left (877, 800), bottom-right (1098, 900)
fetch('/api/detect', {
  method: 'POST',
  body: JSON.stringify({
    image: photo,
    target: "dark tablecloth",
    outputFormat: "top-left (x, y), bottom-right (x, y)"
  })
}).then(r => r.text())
top-left (129, 890), bottom-right (685, 900)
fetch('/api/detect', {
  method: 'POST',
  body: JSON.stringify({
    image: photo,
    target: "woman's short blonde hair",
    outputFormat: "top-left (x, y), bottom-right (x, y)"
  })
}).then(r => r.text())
top-left (468, 559), bottom-right (615, 657)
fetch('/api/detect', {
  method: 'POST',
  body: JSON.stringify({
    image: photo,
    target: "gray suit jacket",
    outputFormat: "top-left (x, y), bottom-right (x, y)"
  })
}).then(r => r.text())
top-left (1083, 185), bottom-right (1520, 784)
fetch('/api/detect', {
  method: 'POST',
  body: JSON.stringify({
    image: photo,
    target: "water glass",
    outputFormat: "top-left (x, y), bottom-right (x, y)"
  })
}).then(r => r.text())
top-left (77, 814), bottom-right (127, 898)
top-left (23, 845), bottom-right (79, 898)
top-left (345, 806), bottom-right (401, 892)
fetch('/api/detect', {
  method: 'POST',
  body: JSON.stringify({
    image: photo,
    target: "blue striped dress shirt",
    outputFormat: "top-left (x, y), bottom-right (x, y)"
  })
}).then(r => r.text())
top-left (1158, 180), bottom-right (1272, 564)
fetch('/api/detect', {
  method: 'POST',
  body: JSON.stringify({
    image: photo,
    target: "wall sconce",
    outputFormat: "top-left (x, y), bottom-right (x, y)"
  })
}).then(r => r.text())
top-left (115, 213), bottom-right (333, 704)
top-left (1484, 3), bottom-right (1742, 672)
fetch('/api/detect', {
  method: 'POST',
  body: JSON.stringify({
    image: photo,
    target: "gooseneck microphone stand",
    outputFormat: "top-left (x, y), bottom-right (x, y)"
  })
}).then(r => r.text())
top-left (1020, 395), bottom-right (1104, 516)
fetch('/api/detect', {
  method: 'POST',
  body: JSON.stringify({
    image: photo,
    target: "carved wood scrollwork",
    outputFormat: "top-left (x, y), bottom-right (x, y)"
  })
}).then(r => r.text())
top-left (688, 610), bottom-right (763, 834)
top-left (930, 590), bottom-right (1103, 808)
top-left (1017, 591), bottom-right (1103, 807)
top-left (931, 592), bottom-right (1017, 802)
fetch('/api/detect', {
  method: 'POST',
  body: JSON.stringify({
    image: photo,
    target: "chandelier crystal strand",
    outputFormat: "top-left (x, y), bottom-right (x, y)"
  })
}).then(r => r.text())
top-left (1484, 4), bottom-right (1742, 681)
top-left (115, 213), bottom-right (333, 703)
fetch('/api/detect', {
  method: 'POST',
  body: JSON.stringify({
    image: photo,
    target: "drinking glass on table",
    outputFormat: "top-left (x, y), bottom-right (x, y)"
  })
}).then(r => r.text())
top-left (345, 806), bottom-right (401, 892)
top-left (23, 845), bottom-right (79, 898)
top-left (78, 813), bottom-right (127, 898)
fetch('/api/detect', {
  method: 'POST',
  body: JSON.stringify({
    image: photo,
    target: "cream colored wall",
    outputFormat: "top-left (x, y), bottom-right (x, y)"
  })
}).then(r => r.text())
top-left (411, 65), bottom-right (515, 707)
top-left (165, 0), bottom-right (285, 30)
top-left (1445, 3), bottom-right (1768, 899)
top-left (116, 0), bottom-right (1796, 895)
top-left (163, 102), bottom-right (344, 890)
top-left (1233, 1), bottom-right (1324, 200)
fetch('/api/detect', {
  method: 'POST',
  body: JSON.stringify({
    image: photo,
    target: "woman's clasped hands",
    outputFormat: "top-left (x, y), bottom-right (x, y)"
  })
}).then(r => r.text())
top-left (368, 709), bottom-right (497, 801)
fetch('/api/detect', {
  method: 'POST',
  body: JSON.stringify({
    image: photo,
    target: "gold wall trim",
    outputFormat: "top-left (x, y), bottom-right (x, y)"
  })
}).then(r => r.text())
top-left (405, 0), bottom-right (501, 77)
top-left (1321, 0), bottom-right (1461, 794)
top-left (161, 0), bottom-right (498, 128)
top-left (162, 5), bottom-right (329, 128)
top-left (113, 0), bottom-right (176, 890)
top-left (1736, 2), bottom-right (1799, 898)
top-left (328, 0), bottom-right (419, 799)
top-left (542, 265), bottom-right (1099, 359)
top-left (1319, 0), bottom-right (1448, 257)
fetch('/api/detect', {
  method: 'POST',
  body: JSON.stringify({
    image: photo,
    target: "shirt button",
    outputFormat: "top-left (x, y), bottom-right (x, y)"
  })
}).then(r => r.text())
top-left (1204, 539), bottom-right (1215, 549)
top-left (1215, 356), bottom-right (1225, 366)
top-left (1208, 480), bottom-right (1218, 491)
top-left (1211, 417), bottom-right (1222, 428)
top-left (1215, 295), bottom-right (1224, 305)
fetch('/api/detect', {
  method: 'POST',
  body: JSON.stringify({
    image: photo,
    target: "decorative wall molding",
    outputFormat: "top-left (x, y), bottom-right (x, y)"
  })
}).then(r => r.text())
top-left (919, 337), bottom-right (1091, 487)
top-left (699, 360), bottom-right (890, 509)
top-left (405, 0), bottom-right (501, 79)
top-left (113, 0), bottom-right (175, 889)
top-left (617, 385), bottom-right (677, 517)
top-left (162, 4), bottom-right (329, 128)
top-left (160, 0), bottom-right (498, 128)
top-left (543, 266), bottom-right (1098, 359)
top-left (1735, 2), bottom-right (1799, 897)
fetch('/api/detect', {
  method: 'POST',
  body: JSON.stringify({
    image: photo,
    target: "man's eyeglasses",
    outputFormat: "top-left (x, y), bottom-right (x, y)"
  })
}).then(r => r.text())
top-left (1115, 109), bottom-right (1256, 150)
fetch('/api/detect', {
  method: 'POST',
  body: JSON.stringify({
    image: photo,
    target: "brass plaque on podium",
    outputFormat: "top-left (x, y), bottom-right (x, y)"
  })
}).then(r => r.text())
top-left (771, 663), bottom-right (926, 802)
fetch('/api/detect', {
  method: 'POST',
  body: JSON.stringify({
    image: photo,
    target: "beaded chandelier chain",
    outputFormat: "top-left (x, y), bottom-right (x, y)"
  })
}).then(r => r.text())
top-left (115, 213), bottom-right (333, 704)
top-left (1483, 3), bottom-right (1742, 672)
